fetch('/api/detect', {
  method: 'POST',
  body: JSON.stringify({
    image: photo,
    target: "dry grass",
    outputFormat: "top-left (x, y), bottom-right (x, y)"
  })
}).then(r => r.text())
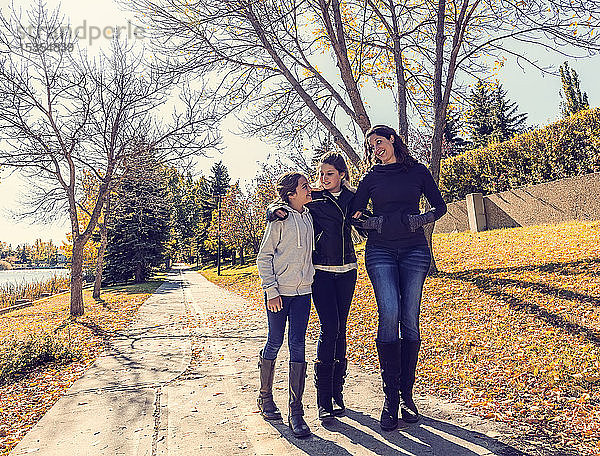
top-left (0, 275), bottom-right (70, 309)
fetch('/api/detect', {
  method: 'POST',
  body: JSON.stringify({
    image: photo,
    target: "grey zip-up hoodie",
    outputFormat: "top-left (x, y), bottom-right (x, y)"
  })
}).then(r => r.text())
top-left (256, 203), bottom-right (315, 300)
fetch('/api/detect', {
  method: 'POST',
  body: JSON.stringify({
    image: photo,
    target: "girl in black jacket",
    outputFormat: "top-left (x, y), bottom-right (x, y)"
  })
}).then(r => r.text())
top-left (268, 152), bottom-right (358, 422)
top-left (351, 125), bottom-right (447, 431)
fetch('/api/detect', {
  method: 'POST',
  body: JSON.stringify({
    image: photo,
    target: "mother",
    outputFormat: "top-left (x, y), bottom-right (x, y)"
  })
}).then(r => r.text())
top-left (351, 125), bottom-right (447, 431)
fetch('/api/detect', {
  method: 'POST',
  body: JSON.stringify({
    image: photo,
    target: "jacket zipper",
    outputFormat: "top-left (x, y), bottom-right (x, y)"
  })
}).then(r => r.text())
top-left (325, 193), bottom-right (345, 264)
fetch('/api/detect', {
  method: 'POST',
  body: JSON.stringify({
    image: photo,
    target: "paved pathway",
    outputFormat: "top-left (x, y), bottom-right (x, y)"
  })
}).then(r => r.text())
top-left (11, 267), bottom-right (548, 456)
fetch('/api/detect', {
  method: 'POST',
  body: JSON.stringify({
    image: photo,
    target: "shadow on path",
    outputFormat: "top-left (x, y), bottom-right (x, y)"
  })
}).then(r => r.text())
top-left (260, 409), bottom-right (538, 456)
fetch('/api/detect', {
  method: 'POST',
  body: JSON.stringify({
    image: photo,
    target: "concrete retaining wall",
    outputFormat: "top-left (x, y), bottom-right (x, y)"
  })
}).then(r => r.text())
top-left (434, 172), bottom-right (600, 233)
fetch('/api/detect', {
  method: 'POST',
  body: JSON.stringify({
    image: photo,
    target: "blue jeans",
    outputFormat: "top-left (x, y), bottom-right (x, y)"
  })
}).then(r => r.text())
top-left (262, 294), bottom-right (311, 363)
top-left (365, 244), bottom-right (431, 342)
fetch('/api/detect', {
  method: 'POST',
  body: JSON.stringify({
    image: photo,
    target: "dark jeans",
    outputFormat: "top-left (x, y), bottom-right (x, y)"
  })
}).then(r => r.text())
top-left (365, 244), bottom-right (431, 342)
top-left (262, 294), bottom-right (311, 363)
top-left (312, 269), bottom-right (357, 362)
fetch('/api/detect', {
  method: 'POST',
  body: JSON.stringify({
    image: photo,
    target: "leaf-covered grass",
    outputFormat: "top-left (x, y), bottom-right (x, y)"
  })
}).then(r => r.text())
top-left (0, 282), bottom-right (159, 455)
top-left (201, 220), bottom-right (600, 456)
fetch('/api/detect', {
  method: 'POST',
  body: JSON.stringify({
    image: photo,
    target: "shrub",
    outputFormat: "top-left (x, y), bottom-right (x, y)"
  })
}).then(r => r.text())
top-left (440, 107), bottom-right (600, 202)
top-left (0, 333), bottom-right (80, 385)
top-left (0, 260), bottom-right (12, 270)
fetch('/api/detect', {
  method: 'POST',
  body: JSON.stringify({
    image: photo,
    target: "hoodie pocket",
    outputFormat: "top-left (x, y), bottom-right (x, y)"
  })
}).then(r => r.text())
top-left (275, 263), bottom-right (303, 288)
top-left (275, 263), bottom-right (290, 280)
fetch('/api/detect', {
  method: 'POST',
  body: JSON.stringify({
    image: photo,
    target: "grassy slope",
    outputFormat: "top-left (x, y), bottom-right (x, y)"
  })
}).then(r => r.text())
top-left (202, 221), bottom-right (600, 455)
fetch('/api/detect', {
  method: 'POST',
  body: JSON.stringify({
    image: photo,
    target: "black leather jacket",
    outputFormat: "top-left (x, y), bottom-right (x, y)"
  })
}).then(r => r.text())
top-left (309, 188), bottom-right (357, 267)
top-left (266, 187), bottom-right (357, 267)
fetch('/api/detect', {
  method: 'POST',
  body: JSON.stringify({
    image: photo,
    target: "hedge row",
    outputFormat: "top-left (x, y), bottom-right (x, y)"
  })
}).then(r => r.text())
top-left (439, 107), bottom-right (600, 202)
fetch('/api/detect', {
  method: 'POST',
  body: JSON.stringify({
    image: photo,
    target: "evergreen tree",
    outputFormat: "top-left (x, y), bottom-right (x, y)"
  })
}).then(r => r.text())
top-left (195, 161), bottom-right (231, 263)
top-left (199, 161), bottom-right (231, 224)
top-left (443, 107), bottom-right (468, 156)
top-left (311, 136), bottom-right (335, 171)
top-left (466, 82), bottom-right (495, 149)
top-left (103, 150), bottom-right (171, 284)
top-left (489, 84), bottom-right (528, 143)
top-left (466, 81), bottom-right (527, 149)
top-left (208, 161), bottom-right (230, 200)
top-left (560, 62), bottom-right (589, 118)
top-left (167, 170), bottom-right (205, 263)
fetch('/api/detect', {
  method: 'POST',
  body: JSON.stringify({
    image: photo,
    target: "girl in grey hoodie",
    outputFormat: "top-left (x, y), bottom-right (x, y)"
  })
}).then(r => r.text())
top-left (256, 172), bottom-right (314, 438)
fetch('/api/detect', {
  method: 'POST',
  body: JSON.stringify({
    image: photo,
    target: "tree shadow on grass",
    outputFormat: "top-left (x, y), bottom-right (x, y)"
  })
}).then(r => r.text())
top-left (437, 258), bottom-right (600, 346)
top-left (443, 257), bottom-right (600, 277)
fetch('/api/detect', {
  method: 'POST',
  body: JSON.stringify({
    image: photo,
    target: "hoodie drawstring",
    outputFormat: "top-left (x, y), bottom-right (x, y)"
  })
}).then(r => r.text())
top-left (293, 212), bottom-right (301, 248)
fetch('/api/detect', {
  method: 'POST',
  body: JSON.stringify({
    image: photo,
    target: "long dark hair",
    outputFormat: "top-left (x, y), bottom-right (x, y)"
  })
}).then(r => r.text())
top-left (364, 125), bottom-right (416, 168)
top-left (319, 152), bottom-right (350, 183)
top-left (276, 172), bottom-right (305, 203)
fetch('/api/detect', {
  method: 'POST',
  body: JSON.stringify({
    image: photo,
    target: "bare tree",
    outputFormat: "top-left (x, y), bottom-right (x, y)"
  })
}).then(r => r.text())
top-left (126, 0), bottom-right (600, 270)
top-left (0, 2), bottom-right (220, 316)
top-left (126, 0), bottom-right (600, 169)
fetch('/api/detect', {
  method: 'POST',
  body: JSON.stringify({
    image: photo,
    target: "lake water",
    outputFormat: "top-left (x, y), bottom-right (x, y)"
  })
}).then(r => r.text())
top-left (0, 268), bottom-right (70, 287)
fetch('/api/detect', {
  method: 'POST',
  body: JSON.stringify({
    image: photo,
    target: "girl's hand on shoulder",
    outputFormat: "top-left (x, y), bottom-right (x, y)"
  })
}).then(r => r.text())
top-left (352, 211), bottom-right (363, 219)
top-left (267, 296), bottom-right (283, 312)
top-left (310, 180), bottom-right (323, 191)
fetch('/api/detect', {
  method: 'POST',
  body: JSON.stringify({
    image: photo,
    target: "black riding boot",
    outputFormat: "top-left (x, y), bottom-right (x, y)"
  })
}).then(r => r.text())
top-left (257, 351), bottom-right (282, 420)
top-left (400, 339), bottom-right (421, 423)
top-left (376, 340), bottom-right (402, 431)
top-left (332, 358), bottom-right (348, 416)
top-left (289, 361), bottom-right (311, 438)
top-left (314, 360), bottom-right (335, 422)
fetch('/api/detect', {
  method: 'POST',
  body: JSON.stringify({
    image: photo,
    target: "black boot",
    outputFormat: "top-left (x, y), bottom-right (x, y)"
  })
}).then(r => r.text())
top-left (257, 351), bottom-right (282, 421)
top-left (314, 360), bottom-right (335, 422)
top-left (289, 361), bottom-right (311, 438)
top-left (376, 340), bottom-right (402, 431)
top-left (400, 339), bottom-right (421, 423)
top-left (332, 358), bottom-right (347, 416)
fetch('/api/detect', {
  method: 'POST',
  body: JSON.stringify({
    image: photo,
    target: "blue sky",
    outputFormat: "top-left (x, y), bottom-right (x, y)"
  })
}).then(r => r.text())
top-left (0, 0), bottom-right (598, 246)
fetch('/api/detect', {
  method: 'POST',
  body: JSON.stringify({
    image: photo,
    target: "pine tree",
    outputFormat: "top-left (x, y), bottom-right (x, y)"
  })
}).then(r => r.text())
top-left (466, 81), bottom-right (527, 149)
top-left (560, 62), bottom-right (589, 118)
top-left (489, 84), bottom-right (528, 143)
top-left (103, 149), bottom-right (172, 284)
top-left (466, 81), bottom-right (495, 149)
top-left (311, 136), bottom-right (335, 170)
top-left (208, 161), bottom-right (230, 200)
top-left (199, 161), bottom-right (231, 225)
top-left (443, 107), bottom-right (468, 156)
top-left (167, 170), bottom-right (204, 262)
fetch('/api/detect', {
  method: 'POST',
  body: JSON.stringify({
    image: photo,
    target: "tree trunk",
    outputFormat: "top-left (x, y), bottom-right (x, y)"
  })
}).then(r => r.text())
top-left (232, 249), bottom-right (237, 265)
top-left (70, 238), bottom-right (85, 317)
top-left (426, 0), bottom-right (448, 276)
top-left (240, 247), bottom-right (245, 265)
top-left (245, 4), bottom-right (363, 169)
top-left (135, 262), bottom-right (143, 283)
top-left (93, 195), bottom-right (111, 299)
